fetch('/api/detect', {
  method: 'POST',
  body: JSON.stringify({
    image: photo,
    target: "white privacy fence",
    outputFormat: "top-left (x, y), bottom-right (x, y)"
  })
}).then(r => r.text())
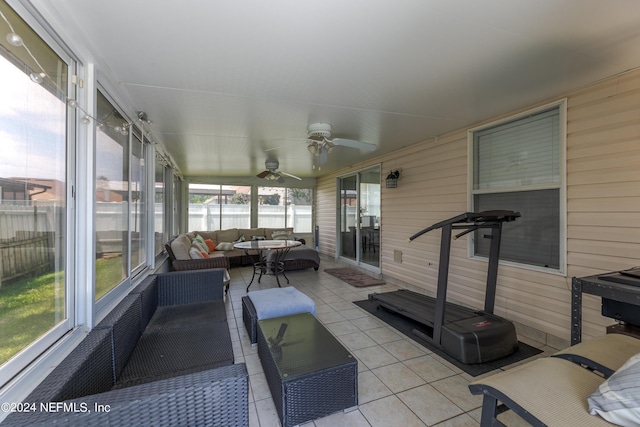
top-left (187, 203), bottom-right (312, 232)
top-left (0, 202), bottom-right (60, 285)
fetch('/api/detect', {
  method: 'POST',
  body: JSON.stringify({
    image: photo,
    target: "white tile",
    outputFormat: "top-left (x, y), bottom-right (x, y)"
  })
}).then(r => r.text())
top-left (404, 355), bottom-right (457, 383)
top-left (339, 331), bottom-right (378, 351)
top-left (398, 384), bottom-right (464, 426)
top-left (372, 362), bottom-right (425, 393)
top-left (358, 370), bottom-right (393, 404)
top-left (359, 395), bottom-right (427, 427)
top-left (352, 345), bottom-right (399, 370)
top-left (313, 408), bottom-right (371, 427)
top-left (325, 320), bottom-right (361, 336)
top-left (365, 326), bottom-right (404, 345)
top-left (431, 375), bottom-right (482, 412)
top-left (384, 339), bottom-right (428, 361)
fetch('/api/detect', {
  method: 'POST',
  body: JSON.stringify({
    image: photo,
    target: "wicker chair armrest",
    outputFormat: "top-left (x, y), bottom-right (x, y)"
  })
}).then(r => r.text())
top-left (4, 364), bottom-right (249, 427)
top-left (155, 268), bottom-right (226, 306)
top-left (171, 256), bottom-right (230, 271)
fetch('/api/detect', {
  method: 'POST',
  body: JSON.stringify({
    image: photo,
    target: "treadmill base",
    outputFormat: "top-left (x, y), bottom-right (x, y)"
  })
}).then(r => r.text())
top-left (370, 290), bottom-right (518, 364)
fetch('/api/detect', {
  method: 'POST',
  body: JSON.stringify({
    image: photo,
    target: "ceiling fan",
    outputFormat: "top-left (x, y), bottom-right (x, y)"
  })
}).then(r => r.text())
top-left (306, 123), bottom-right (376, 164)
top-left (256, 160), bottom-right (302, 183)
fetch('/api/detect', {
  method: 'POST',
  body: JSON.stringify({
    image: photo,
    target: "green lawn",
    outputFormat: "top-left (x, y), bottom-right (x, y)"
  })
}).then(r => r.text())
top-left (0, 256), bottom-right (123, 365)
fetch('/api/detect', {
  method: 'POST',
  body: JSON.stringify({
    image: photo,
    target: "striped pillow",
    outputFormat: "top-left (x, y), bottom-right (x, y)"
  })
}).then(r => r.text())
top-left (589, 352), bottom-right (640, 426)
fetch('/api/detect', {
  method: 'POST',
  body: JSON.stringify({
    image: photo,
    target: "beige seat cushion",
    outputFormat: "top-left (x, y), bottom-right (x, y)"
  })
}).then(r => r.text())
top-left (216, 228), bottom-right (239, 243)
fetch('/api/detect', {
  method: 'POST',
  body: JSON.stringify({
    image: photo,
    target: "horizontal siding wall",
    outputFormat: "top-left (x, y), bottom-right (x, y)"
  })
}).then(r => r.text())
top-left (316, 68), bottom-right (640, 342)
top-left (565, 70), bottom-right (640, 339)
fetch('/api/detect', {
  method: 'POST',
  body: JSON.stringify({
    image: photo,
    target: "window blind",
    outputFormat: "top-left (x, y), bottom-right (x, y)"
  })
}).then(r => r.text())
top-left (474, 108), bottom-right (559, 190)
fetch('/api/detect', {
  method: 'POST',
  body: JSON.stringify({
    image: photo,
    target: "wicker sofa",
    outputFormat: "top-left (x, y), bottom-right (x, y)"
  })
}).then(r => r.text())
top-left (165, 228), bottom-right (320, 272)
top-left (4, 269), bottom-right (248, 427)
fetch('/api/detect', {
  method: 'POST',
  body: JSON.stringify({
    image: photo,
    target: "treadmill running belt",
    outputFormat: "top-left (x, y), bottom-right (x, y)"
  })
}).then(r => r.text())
top-left (369, 289), bottom-right (480, 327)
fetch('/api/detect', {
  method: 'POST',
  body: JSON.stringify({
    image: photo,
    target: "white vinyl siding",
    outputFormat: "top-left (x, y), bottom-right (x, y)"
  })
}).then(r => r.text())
top-left (316, 69), bottom-right (640, 344)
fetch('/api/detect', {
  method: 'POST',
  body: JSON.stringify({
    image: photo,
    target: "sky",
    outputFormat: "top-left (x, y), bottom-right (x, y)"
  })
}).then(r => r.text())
top-left (0, 55), bottom-right (66, 182)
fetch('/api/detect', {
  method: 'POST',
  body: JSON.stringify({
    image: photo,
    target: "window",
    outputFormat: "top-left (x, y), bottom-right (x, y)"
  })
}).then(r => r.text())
top-left (188, 184), bottom-right (251, 231)
top-left (0, 1), bottom-right (71, 371)
top-left (470, 102), bottom-right (565, 271)
top-left (187, 184), bottom-right (313, 233)
top-left (130, 130), bottom-right (147, 271)
top-left (154, 154), bottom-right (166, 256)
top-left (287, 188), bottom-right (313, 233)
top-left (258, 187), bottom-right (312, 232)
top-left (95, 91), bottom-right (129, 300)
top-left (258, 186), bottom-right (286, 228)
top-left (220, 185), bottom-right (251, 230)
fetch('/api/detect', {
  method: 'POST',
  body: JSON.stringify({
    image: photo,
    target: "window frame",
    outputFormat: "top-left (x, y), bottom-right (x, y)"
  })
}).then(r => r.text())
top-left (186, 183), bottom-right (314, 234)
top-left (0, 0), bottom-right (77, 386)
top-left (467, 99), bottom-right (567, 275)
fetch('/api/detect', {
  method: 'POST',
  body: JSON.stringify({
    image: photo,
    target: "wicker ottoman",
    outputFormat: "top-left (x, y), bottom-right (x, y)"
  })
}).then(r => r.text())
top-left (257, 312), bottom-right (358, 427)
top-left (242, 286), bottom-right (316, 344)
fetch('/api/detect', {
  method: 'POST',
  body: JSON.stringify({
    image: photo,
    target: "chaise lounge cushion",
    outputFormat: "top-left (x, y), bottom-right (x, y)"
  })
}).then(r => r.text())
top-left (470, 357), bottom-right (609, 426)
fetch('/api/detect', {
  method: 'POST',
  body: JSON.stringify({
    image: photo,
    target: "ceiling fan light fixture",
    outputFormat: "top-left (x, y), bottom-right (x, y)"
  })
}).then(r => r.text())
top-left (324, 141), bottom-right (334, 154)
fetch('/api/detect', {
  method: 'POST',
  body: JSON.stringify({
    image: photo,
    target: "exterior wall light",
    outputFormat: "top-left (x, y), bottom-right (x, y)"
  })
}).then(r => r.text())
top-left (386, 170), bottom-right (400, 188)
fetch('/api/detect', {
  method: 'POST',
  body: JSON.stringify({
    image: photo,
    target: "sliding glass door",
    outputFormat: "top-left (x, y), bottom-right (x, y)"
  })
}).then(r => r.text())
top-left (338, 166), bottom-right (381, 269)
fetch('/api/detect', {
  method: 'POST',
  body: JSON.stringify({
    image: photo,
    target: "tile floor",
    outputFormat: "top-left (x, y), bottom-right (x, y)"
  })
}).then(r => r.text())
top-left (225, 258), bottom-right (559, 427)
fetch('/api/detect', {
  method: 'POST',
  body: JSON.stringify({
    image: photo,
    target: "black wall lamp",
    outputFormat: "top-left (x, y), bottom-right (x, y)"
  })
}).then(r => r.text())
top-left (385, 170), bottom-right (400, 188)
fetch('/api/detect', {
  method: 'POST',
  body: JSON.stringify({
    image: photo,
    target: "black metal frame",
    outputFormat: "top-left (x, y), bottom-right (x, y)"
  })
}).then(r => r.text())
top-left (242, 246), bottom-right (292, 292)
top-left (571, 273), bottom-right (640, 345)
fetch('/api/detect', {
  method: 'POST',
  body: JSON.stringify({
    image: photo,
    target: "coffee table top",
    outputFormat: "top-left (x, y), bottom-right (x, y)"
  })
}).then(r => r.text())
top-left (234, 239), bottom-right (302, 251)
top-left (258, 312), bottom-right (356, 379)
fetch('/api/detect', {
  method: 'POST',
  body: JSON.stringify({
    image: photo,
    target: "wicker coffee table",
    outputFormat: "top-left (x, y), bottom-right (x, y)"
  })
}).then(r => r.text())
top-left (257, 312), bottom-right (358, 427)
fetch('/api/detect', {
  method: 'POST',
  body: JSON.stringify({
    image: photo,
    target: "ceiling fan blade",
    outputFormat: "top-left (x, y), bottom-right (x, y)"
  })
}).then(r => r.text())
top-left (331, 138), bottom-right (376, 151)
top-left (256, 170), bottom-right (271, 178)
top-left (280, 171), bottom-right (302, 181)
top-left (277, 176), bottom-right (285, 183)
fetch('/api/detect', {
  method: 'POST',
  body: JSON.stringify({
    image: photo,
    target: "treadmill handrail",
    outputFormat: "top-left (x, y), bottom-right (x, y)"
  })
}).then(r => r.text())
top-left (408, 210), bottom-right (520, 242)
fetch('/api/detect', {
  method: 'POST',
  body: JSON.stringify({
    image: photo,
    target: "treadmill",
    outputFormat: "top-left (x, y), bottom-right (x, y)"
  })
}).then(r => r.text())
top-left (368, 210), bottom-right (520, 364)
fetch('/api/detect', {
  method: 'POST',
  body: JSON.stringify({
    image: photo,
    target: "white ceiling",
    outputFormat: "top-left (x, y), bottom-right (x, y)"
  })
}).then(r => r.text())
top-left (32, 0), bottom-right (640, 180)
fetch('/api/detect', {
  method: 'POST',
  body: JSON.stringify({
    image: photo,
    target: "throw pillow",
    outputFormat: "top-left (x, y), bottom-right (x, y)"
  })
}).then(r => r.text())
top-left (204, 238), bottom-right (216, 252)
top-left (192, 240), bottom-right (207, 253)
top-left (170, 234), bottom-right (192, 260)
top-left (251, 235), bottom-right (266, 241)
top-left (189, 247), bottom-right (204, 259)
top-left (200, 251), bottom-right (210, 258)
top-left (216, 242), bottom-right (234, 251)
top-left (194, 234), bottom-right (206, 246)
top-left (234, 235), bottom-right (245, 243)
top-left (588, 352), bottom-right (640, 426)
top-left (271, 230), bottom-right (292, 240)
